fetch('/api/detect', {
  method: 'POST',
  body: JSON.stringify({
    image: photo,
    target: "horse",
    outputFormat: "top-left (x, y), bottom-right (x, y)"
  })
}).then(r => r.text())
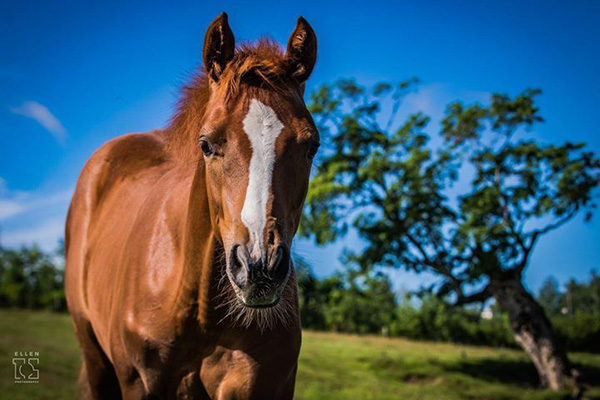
top-left (65, 13), bottom-right (319, 399)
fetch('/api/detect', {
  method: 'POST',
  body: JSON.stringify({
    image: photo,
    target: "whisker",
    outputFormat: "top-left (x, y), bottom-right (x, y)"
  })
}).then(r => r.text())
top-left (216, 274), bottom-right (298, 332)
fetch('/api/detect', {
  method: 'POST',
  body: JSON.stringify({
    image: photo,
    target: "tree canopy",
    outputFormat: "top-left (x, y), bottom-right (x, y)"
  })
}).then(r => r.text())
top-left (301, 79), bottom-right (600, 304)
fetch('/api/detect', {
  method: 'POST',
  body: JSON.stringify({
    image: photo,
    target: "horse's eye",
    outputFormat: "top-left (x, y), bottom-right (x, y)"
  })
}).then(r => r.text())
top-left (199, 137), bottom-right (215, 156)
top-left (307, 143), bottom-right (320, 160)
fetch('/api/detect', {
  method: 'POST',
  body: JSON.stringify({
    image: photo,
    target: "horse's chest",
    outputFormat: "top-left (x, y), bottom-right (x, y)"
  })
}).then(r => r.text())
top-left (118, 334), bottom-right (206, 398)
top-left (116, 310), bottom-right (300, 399)
top-left (120, 328), bottom-right (298, 399)
top-left (122, 339), bottom-right (259, 398)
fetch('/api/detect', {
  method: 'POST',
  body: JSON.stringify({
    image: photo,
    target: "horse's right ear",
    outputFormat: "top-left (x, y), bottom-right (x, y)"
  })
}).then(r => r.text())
top-left (203, 13), bottom-right (235, 82)
top-left (285, 17), bottom-right (317, 83)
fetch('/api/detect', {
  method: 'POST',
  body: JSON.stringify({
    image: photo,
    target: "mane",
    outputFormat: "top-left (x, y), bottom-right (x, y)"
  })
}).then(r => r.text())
top-left (166, 38), bottom-right (297, 159)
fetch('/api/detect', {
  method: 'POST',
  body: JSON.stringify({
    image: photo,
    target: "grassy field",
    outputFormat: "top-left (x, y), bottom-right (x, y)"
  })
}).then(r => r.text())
top-left (0, 310), bottom-right (599, 399)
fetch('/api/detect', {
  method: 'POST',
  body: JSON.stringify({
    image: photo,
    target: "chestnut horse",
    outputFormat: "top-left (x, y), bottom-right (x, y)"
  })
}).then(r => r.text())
top-left (65, 13), bottom-right (318, 399)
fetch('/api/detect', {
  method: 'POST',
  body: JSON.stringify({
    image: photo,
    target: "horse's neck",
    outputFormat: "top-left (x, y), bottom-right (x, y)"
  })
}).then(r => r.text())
top-left (178, 162), bottom-right (224, 327)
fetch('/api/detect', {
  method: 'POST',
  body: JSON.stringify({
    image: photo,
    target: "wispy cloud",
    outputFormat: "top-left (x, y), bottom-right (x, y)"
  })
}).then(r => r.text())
top-left (0, 179), bottom-right (72, 251)
top-left (9, 101), bottom-right (67, 145)
top-left (0, 189), bottom-right (72, 223)
top-left (0, 199), bottom-right (26, 221)
top-left (1, 218), bottom-right (65, 251)
top-left (402, 82), bottom-right (491, 121)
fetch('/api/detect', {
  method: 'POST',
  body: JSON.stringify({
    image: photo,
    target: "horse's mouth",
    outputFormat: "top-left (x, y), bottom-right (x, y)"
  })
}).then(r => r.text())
top-left (227, 276), bottom-right (283, 309)
top-left (242, 297), bottom-right (281, 309)
top-left (236, 287), bottom-right (282, 308)
top-left (223, 270), bottom-right (294, 330)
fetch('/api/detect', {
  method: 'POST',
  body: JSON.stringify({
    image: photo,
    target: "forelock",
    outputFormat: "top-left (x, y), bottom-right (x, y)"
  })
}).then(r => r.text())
top-left (215, 38), bottom-right (298, 102)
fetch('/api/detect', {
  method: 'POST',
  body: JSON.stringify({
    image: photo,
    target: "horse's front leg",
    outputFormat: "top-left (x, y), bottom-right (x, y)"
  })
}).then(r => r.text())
top-left (202, 349), bottom-right (298, 400)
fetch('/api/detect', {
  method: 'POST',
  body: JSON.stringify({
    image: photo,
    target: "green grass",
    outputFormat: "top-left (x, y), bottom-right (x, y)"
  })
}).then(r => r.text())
top-left (0, 310), bottom-right (599, 399)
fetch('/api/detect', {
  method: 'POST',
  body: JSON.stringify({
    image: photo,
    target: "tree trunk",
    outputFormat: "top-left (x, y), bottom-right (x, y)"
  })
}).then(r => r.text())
top-left (490, 276), bottom-right (574, 390)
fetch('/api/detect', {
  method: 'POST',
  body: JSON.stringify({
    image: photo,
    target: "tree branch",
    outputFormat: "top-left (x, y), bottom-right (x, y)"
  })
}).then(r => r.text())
top-left (531, 210), bottom-right (576, 238)
top-left (405, 232), bottom-right (433, 267)
top-left (385, 95), bottom-right (402, 132)
top-left (454, 284), bottom-right (491, 306)
top-left (513, 211), bottom-right (576, 274)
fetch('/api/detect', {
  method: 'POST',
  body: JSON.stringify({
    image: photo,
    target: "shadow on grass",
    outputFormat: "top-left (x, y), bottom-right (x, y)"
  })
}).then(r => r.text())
top-left (365, 351), bottom-right (600, 389)
top-left (575, 362), bottom-right (600, 386)
top-left (443, 358), bottom-right (600, 388)
top-left (442, 358), bottom-right (539, 387)
top-left (364, 353), bottom-right (441, 384)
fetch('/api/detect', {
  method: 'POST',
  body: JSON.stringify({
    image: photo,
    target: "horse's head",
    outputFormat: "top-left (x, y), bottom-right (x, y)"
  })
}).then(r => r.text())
top-left (197, 14), bottom-right (318, 311)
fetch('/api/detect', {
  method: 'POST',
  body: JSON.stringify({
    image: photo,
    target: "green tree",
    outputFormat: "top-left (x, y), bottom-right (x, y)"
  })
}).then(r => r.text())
top-left (295, 255), bottom-right (397, 334)
top-left (0, 245), bottom-right (66, 311)
top-left (294, 255), bottom-right (330, 330)
top-left (563, 273), bottom-right (600, 316)
top-left (0, 248), bottom-right (29, 307)
top-left (538, 276), bottom-right (562, 316)
top-left (392, 294), bottom-right (515, 347)
top-left (547, 271), bottom-right (600, 352)
top-left (302, 79), bottom-right (600, 389)
top-left (323, 270), bottom-right (397, 334)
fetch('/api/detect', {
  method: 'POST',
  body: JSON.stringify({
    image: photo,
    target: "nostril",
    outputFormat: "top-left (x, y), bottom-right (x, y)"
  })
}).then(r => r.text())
top-left (269, 245), bottom-right (290, 282)
top-left (229, 245), bottom-right (249, 289)
top-left (268, 230), bottom-right (275, 245)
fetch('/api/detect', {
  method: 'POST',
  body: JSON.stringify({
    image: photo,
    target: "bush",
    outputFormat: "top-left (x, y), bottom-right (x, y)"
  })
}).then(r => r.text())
top-left (297, 262), bottom-right (599, 353)
top-left (390, 296), bottom-right (516, 348)
top-left (552, 313), bottom-right (600, 353)
top-left (0, 245), bottom-right (66, 312)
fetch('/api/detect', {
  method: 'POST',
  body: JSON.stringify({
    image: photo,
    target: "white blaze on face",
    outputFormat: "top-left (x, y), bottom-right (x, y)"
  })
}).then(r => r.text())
top-left (241, 99), bottom-right (284, 262)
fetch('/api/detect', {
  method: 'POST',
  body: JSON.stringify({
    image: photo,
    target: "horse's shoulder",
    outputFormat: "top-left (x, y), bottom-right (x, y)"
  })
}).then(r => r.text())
top-left (73, 131), bottom-right (168, 213)
top-left (93, 130), bottom-right (167, 171)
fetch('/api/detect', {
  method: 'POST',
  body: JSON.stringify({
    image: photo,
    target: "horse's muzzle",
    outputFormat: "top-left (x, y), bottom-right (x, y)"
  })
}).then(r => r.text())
top-left (227, 243), bottom-right (291, 307)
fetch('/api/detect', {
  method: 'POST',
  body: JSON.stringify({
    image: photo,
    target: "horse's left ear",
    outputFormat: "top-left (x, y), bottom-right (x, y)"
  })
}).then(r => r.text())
top-left (203, 12), bottom-right (236, 82)
top-left (285, 17), bottom-right (317, 83)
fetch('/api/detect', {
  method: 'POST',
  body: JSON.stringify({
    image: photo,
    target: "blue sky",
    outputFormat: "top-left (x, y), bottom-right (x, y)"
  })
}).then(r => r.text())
top-left (1, 0), bottom-right (598, 294)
